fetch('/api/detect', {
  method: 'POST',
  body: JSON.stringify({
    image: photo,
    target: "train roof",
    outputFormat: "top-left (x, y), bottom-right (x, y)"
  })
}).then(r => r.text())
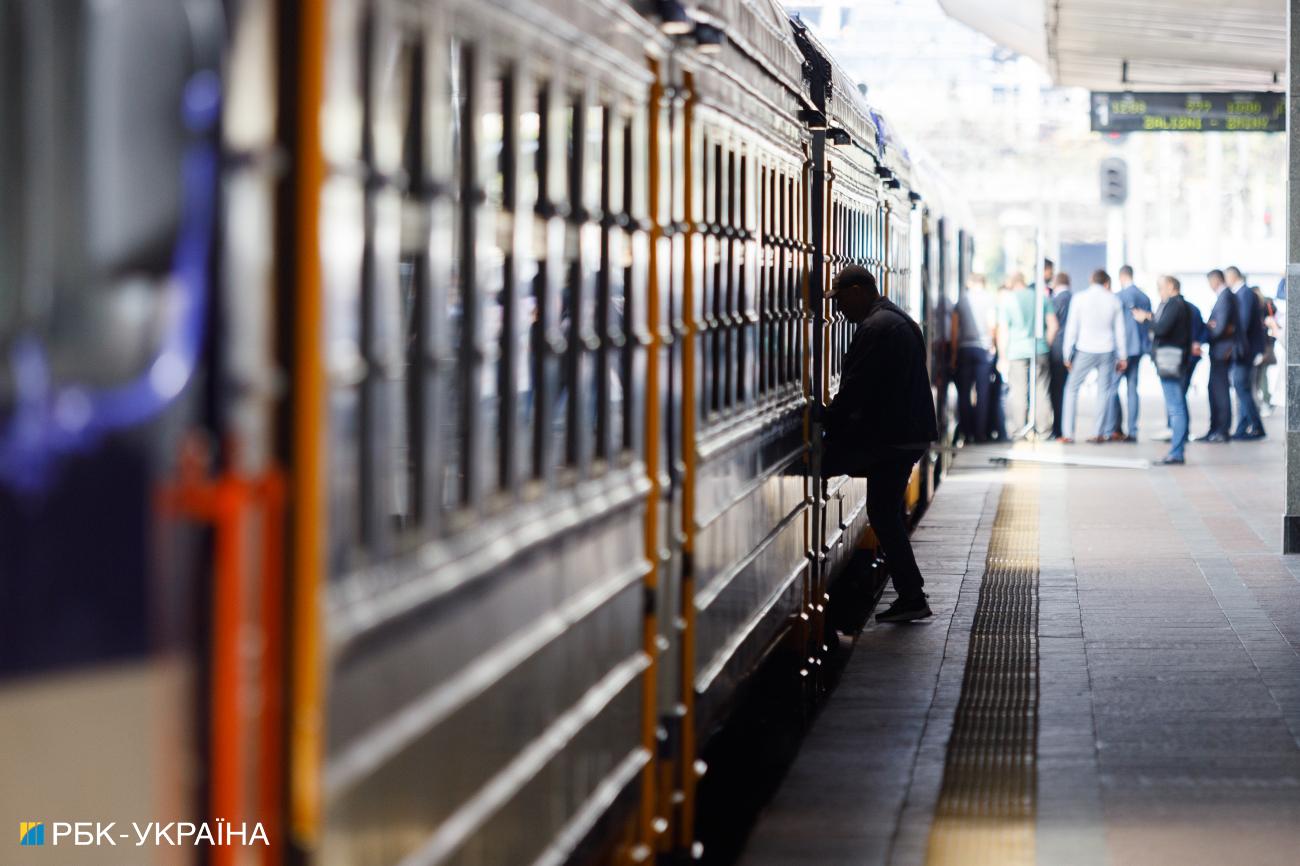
top-left (687, 0), bottom-right (807, 93)
top-left (869, 108), bottom-right (915, 193)
top-left (909, 145), bottom-right (975, 228)
top-left (787, 15), bottom-right (935, 202)
top-left (787, 16), bottom-right (881, 164)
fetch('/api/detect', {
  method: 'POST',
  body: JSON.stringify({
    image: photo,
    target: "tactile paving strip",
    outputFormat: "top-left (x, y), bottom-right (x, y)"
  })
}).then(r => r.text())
top-left (925, 467), bottom-right (1039, 866)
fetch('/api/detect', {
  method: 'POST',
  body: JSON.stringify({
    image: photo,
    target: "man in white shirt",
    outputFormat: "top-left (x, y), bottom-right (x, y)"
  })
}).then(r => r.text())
top-left (1060, 269), bottom-right (1128, 443)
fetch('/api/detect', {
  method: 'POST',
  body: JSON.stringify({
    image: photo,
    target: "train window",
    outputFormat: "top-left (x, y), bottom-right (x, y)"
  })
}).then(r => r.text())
top-left (709, 140), bottom-right (724, 415)
top-left (757, 162), bottom-right (769, 397)
top-left (440, 37), bottom-right (466, 511)
top-left (389, 35), bottom-right (424, 532)
top-left (736, 151), bottom-right (748, 406)
top-left (700, 134), bottom-right (715, 416)
top-left (554, 93), bottom-right (606, 472)
top-left (580, 103), bottom-right (604, 460)
top-left (785, 172), bottom-right (798, 386)
top-left (720, 144), bottom-right (734, 411)
top-left (775, 170), bottom-right (786, 389)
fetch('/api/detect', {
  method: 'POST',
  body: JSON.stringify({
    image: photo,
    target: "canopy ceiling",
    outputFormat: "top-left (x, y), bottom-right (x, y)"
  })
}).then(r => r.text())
top-left (938, 0), bottom-right (1286, 91)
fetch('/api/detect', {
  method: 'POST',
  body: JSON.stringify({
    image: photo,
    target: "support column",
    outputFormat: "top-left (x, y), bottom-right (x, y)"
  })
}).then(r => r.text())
top-left (1284, 0), bottom-right (1300, 551)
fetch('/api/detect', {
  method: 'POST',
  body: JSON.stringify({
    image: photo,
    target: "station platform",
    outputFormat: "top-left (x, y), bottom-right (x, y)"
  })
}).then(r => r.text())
top-left (737, 428), bottom-right (1300, 866)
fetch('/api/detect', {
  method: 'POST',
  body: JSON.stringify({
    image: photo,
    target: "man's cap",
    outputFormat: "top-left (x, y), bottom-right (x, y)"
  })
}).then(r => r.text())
top-left (827, 265), bottom-right (876, 298)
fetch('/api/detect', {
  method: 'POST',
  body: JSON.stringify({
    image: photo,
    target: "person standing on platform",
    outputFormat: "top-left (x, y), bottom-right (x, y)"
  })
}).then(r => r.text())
top-left (1048, 272), bottom-right (1074, 439)
top-left (1183, 296), bottom-right (1206, 398)
top-left (1042, 258), bottom-right (1056, 292)
top-left (1226, 266), bottom-right (1266, 439)
top-left (1150, 276), bottom-right (1193, 465)
top-left (1254, 285), bottom-right (1279, 416)
top-left (996, 272), bottom-right (1058, 440)
top-left (953, 273), bottom-right (998, 443)
top-left (1198, 269), bottom-right (1235, 442)
top-left (821, 265), bottom-right (938, 624)
top-left (1108, 265), bottom-right (1152, 442)
top-left (1060, 270), bottom-right (1127, 444)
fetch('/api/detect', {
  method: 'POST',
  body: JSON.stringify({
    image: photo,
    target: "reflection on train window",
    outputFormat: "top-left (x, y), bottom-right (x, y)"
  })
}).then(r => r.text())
top-left (387, 33), bottom-right (422, 532)
top-left (515, 85), bottom-right (541, 481)
top-left (598, 110), bottom-right (625, 461)
top-left (555, 95), bottom-right (579, 470)
top-left (364, 25), bottom-right (423, 540)
top-left (576, 103), bottom-right (603, 458)
top-left (618, 115), bottom-right (637, 454)
top-left (528, 83), bottom-right (550, 480)
top-left (441, 38), bottom-right (465, 511)
top-left (479, 71), bottom-right (506, 494)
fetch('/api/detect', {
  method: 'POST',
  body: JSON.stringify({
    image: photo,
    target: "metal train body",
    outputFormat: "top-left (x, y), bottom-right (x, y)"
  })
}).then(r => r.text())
top-left (0, 1), bottom-right (971, 865)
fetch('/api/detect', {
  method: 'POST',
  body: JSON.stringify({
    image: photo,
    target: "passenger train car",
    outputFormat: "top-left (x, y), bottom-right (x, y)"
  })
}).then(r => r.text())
top-left (0, 0), bottom-right (971, 864)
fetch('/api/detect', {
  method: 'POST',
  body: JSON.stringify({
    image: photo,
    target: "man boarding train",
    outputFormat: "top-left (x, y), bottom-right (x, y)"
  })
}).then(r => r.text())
top-left (822, 265), bottom-right (938, 624)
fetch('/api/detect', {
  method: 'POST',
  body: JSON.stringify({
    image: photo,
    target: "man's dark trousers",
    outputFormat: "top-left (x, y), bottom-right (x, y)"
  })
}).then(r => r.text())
top-left (1232, 361), bottom-right (1264, 435)
top-left (1181, 355), bottom-right (1200, 397)
top-left (1049, 354), bottom-right (1068, 438)
top-left (955, 347), bottom-right (994, 442)
top-left (825, 448), bottom-right (926, 602)
top-left (1207, 357), bottom-right (1232, 436)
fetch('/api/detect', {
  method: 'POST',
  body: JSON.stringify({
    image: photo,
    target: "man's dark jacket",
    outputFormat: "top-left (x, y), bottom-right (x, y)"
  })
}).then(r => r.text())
top-left (823, 298), bottom-right (938, 470)
top-left (1206, 289), bottom-right (1236, 362)
top-left (1233, 287), bottom-right (1266, 361)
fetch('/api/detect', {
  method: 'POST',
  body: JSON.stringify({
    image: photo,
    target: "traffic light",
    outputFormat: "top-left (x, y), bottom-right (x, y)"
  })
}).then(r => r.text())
top-left (1100, 157), bottom-right (1128, 206)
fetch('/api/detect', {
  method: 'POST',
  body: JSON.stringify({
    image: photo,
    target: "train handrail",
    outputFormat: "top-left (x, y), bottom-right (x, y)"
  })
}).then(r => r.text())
top-left (0, 71), bottom-right (220, 495)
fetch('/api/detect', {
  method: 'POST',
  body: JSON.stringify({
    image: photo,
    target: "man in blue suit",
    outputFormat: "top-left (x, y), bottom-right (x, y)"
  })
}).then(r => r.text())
top-left (1109, 265), bottom-right (1152, 441)
top-left (1226, 266), bottom-right (1266, 439)
top-left (1198, 269), bottom-right (1235, 442)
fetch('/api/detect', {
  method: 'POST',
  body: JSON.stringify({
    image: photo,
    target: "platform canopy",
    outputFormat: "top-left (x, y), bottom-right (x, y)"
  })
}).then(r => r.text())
top-left (938, 0), bottom-right (1286, 91)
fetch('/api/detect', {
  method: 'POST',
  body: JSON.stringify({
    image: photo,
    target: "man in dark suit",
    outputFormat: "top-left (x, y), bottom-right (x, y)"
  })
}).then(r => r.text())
top-left (1197, 269), bottom-right (1234, 442)
top-left (822, 265), bottom-right (939, 623)
top-left (1226, 266), bottom-right (1266, 439)
top-left (1047, 272), bottom-right (1073, 439)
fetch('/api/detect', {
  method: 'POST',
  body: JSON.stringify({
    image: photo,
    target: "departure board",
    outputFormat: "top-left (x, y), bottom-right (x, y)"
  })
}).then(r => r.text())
top-left (1090, 91), bottom-right (1285, 132)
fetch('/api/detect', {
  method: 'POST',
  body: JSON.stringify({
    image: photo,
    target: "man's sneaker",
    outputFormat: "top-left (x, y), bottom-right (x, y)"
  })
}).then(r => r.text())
top-left (877, 595), bottom-right (933, 623)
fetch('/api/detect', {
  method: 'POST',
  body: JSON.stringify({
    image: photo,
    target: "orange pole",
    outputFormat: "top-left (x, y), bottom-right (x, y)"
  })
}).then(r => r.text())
top-left (289, 0), bottom-right (328, 850)
top-left (258, 472), bottom-right (287, 864)
top-left (211, 480), bottom-right (247, 866)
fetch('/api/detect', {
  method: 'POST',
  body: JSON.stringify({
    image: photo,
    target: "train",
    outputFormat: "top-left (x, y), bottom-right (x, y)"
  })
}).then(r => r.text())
top-left (0, 0), bottom-right (972, 864)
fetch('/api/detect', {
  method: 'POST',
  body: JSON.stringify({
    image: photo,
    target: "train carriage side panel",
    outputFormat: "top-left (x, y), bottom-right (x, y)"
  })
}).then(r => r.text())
top-left (676, 0), bottom-right (812, 746)
top-left (305, 1), bottom-right (666, 863)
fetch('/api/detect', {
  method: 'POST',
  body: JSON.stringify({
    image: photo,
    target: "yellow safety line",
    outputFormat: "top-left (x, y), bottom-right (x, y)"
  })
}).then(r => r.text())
top-left (925, 466), bottom-right (1040, 866)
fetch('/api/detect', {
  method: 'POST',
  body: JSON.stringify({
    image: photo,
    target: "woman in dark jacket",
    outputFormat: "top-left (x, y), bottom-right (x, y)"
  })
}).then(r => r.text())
top-left (1147, 275), bottom-right (1193, 463)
